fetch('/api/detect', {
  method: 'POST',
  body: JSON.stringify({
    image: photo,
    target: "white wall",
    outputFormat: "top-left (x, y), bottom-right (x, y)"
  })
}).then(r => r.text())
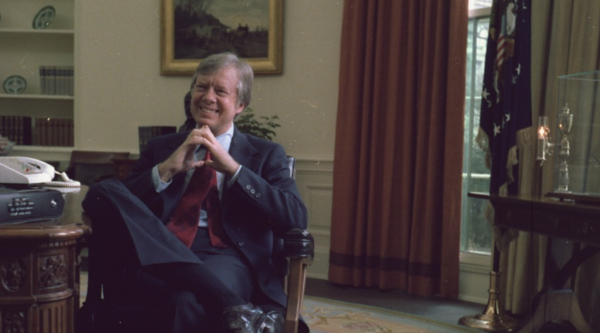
top-left (75, 0), bottom-right (342, 161)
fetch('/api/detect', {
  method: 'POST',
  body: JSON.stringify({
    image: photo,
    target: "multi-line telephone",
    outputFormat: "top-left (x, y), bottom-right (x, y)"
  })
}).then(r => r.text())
top-left (0, 157), bottom-right (80, 225)
top-left (0, 156), bottom-right (80, 187)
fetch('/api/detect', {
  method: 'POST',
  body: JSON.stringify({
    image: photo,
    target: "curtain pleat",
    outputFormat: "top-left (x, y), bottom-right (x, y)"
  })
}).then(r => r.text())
top-left (329, 0), bottom-right (467, 297)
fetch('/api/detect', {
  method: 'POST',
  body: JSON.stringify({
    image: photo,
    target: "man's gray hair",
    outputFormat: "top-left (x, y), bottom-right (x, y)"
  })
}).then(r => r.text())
top-left (191, 53), bottom-right (254, 107)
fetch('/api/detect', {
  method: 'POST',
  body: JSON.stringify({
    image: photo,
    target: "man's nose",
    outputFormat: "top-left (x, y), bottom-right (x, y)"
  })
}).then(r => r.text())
top-left (203, 88), bottom-right (216, 102)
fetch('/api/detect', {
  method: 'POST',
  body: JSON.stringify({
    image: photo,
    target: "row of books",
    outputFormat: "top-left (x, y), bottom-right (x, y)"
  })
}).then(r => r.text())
top-left (0, 116), bottom-right (73, 147)
top-left (0, 116), bottom-right (32, 145)
top-left (34, 118), bottom-right (74, 147)
top-left (1, 122), bottom-right (175, 148)
top-left (138, 126), bottom-right (176, 152)
top-left (39, 66), bottom-right (75, 96)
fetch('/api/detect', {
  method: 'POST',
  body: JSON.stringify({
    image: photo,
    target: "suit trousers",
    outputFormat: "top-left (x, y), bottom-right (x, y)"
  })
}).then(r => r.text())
top-left (83, 179), bottom-right (257, 333)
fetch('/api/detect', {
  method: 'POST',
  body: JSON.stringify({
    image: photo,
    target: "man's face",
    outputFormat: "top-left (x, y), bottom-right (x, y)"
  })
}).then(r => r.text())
top-left (190, 66), bottom-right (245, 136)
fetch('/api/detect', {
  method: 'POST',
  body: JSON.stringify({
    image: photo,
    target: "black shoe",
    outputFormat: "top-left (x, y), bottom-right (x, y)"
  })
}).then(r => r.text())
top-left (223, 303), bottom-right (284, 333)
top-left (223, 303), bottom-right (262, 333)
top-left (254, 310), bottom-right (284, 333)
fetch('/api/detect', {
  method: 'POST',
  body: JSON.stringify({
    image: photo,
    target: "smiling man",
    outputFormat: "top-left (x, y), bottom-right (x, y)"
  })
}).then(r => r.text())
top-left (82, 53), bottom-right (308, 333)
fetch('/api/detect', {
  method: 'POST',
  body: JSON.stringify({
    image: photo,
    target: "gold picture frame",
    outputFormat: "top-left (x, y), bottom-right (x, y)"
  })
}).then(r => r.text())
top-left (160, 0), bottom-right (283, 76)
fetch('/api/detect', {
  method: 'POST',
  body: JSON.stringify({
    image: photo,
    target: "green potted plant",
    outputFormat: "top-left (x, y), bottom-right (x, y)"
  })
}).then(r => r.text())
top-left (235, 107), bottom-right (280, 141)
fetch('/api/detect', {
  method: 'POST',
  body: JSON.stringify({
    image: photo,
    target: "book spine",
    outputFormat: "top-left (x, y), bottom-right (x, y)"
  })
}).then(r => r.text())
top-left (55, 67), bottom-right (62, 95)
top-left (7, 116), bottom-right (15, 143)
top-left (58, 67), bottom-right (65, 95)
top-left (44, 118), bottom-right (50, 146)
top-left (52, 119), bottom-right (59, 146)
top-left (26, 117), bottom-right (32, 145)
top-left (62, 119), bottom-right (69, 146)
top-left (49, 66), bottom-right (56, 95)
top-left (35, 118), bottom-right (42, 146)
top-left (33, 118), bottom-right (39, 146)
top-left (16, 116), bottom-right (22, 145)
top-left (68, 67), bottom-right (74, 96)
top-left (40, 66), bottom-right (46, 94)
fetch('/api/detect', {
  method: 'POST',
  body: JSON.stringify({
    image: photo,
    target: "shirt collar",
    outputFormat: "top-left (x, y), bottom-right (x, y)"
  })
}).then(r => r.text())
top-left (217, 124), bottom-right (234, 152)
top-left (194, 124), bottom-right (235, 156)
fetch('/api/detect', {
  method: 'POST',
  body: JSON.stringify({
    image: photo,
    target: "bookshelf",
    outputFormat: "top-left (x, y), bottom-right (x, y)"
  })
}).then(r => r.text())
top-left (0, 0), bottom-right (75, 149)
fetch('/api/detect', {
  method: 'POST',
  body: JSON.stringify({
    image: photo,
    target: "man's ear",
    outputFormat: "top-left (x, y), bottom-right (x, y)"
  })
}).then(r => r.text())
top-left (235, 103), bottom-right (245, 115)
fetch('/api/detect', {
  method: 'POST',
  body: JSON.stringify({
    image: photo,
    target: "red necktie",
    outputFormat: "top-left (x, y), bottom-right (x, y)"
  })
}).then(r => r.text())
top-left (166, 151), bottom-right (228, 248)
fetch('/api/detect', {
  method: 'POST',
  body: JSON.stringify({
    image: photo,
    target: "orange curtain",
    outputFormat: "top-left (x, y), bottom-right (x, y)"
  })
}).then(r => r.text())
top-left (329, 0), bottom-right (467, 297)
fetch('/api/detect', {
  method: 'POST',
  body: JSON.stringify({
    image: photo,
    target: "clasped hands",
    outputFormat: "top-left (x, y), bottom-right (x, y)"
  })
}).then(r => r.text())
top-left (158, 125), bottom-right (240, 182)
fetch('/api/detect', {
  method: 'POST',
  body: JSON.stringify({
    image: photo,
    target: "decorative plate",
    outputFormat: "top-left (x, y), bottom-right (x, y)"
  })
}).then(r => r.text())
top-left (32, 6), bottom-right (55, 30)
top-left (3, 76), bottom-right (27, 94)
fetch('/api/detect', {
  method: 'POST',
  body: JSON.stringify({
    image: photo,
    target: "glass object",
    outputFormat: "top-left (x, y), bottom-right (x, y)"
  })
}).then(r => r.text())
top-left (556, 104), bottom-right (574, 192)
top-left (550, 70), bottom-right (600, 197)
top-left (536, 116), bottom-right (552, 164)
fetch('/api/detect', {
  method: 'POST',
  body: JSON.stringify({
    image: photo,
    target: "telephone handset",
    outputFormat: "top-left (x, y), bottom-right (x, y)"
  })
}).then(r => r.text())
top-left (0, 156), bottom-right (80, 187)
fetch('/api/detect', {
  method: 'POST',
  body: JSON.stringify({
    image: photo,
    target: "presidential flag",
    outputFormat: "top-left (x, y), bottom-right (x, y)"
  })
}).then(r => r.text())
top-left (477, 0), bottom-right (532, 195)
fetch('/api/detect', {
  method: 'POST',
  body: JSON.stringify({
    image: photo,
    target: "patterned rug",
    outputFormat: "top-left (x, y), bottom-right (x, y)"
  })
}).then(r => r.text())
top-left (79, 273), bottom-right (478, 332)
top-left (302, 297), bottom-right (480, 333)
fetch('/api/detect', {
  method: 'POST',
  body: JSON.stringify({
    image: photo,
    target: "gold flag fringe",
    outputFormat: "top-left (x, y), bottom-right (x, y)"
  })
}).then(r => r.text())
top-left (477, 126), bottom-right (532, 251)
top-left (475, 127), bottom-right (491, 170)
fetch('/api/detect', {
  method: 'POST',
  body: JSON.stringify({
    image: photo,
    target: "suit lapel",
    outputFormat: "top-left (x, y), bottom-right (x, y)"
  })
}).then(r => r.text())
top-left (229, 126), bottom-right (260, 172)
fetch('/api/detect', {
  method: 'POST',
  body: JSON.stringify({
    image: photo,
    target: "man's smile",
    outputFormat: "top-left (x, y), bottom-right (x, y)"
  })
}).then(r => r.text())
top-left (200, 108), bottom-right (218, 115)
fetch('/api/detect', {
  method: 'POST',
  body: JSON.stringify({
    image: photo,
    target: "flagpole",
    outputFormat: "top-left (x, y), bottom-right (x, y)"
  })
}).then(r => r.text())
top-left (459, 236), bottom-right (520, 332)
top-left (463, 0), bottom-right (533, 330)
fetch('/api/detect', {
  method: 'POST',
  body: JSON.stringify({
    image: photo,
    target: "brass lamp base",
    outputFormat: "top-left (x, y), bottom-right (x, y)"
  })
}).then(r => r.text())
top-left (459, 312), bottom-right (520, 332)
top-left (459, 271), bottom-right (520, 332)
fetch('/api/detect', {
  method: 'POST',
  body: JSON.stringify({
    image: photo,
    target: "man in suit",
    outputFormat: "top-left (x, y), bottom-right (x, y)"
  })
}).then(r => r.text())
top-left (83, 53), bottom-right (308, 333)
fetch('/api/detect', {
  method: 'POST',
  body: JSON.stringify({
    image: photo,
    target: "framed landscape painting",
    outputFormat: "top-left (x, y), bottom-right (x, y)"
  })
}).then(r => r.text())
top-left (161, 0), bottom-right (283, 75)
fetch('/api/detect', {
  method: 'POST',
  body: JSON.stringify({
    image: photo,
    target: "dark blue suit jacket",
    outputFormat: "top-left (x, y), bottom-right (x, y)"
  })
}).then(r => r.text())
top-left (122, 127), bottom-right (308, 311)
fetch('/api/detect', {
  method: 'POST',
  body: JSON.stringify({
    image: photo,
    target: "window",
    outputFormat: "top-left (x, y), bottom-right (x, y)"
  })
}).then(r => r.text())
top-left (460, 2), bottom-right (493, 255)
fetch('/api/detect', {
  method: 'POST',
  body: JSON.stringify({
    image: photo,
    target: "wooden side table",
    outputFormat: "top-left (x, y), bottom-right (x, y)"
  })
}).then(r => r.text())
top-left (0, 186), bottom-right (89, 333)
top-left (469, 192), bottom-right (600, 333)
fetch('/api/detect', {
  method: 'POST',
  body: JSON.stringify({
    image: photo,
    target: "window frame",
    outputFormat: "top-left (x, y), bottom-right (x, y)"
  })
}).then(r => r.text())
top-left (460, 5), bottom-right (492, 266)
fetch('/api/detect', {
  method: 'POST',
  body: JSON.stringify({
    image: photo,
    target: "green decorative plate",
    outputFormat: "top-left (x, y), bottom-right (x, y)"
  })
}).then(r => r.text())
top-left (32, 6), bottom-right (55, 30)
top-left (3, 76), bottom-right (27, 94)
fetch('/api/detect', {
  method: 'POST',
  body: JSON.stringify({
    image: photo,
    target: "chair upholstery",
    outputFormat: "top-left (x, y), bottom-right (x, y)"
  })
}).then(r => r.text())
top-left (77, 156), bottom-right (313, 333)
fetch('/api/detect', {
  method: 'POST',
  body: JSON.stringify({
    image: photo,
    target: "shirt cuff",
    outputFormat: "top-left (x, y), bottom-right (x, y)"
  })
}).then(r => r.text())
top-left (227, 165), bottom-right (243, 188)
top-left (152, 164), bottom-right (171, 192)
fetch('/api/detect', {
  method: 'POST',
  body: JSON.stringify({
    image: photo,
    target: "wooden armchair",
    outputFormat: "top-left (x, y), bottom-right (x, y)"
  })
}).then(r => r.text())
top-left (282, 229), bottom-right (314, 332)
top-left (76, 156), bottom-right (314, 333)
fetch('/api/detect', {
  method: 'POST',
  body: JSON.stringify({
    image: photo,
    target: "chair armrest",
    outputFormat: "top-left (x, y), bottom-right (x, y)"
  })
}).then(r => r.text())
top-left (283, 229), bottom-right (314, 261)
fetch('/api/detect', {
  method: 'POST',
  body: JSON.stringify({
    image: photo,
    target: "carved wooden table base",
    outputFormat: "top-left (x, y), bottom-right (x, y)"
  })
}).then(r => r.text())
top-left (0, 188), bottom-right (88, 333)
